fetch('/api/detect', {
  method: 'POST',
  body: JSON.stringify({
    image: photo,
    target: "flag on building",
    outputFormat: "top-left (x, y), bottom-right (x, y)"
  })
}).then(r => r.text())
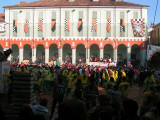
top-left (38, 19), bottom-right (43, 32)
top-left (13, 19), bottom-right (17, 32)
top-left (78, 19), bottom-right (83, 32)
top-left (51, 19), bottom-right (56, 32)
top-left (131, 18), bottom-right (145, 37)
top-left (120, 19), bottom-right (125, 32)
top-left (91, 18), bottom-right (97, 32)
top-left (24, 20), bottom-right (29, 33)
top-left (107, 18), bottom-right (111, 32)
top-left (65, 19), bottom-right (70, 31)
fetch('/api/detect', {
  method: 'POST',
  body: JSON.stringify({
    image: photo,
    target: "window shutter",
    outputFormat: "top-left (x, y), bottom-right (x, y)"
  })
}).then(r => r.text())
top-left (93, 11), bottom-right (97, 18)
top-left (52, 11), bottom-right (56, 19)
top-left (79, 11), bottom-right (83, 19)
top-left (133, 12), bottom-right (138, 19)
top-left (106, 11), bottom-right (111, 18)
top-left (26, 12), bottom-right (30, 19)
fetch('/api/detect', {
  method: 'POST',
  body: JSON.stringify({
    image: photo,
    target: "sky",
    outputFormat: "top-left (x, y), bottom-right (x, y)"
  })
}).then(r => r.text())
top-left (0, 0), bottom-right (159, 27)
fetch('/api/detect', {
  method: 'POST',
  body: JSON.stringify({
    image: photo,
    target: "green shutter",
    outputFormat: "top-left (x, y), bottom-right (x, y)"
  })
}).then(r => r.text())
top-left (79, 11), bottom-right (83, 19)
top-left (65, 11), bottom-right (69, 18)
top-left (39, 12), bottom-right (43, 19)
top-left (93, 11), bottom-right (97, 18)
top-left (106, 11), bottom-right (111, 18)
top-left (26, 12), bottom-right (30, 19)
top-left (120, 11), bottom-right (124, 19)
top-left (52, 11), bottom-right (56, 19)
top-left (133, 12), bottom-right (138, 19)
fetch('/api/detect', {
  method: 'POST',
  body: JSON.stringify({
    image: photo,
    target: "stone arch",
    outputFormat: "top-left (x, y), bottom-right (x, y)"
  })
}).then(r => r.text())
top-left (11, 44), bottom-right (19, 63)
top-left (90, 44), bottom-right (99, 58)
top-left (63, 44), bottom-right (72, 62)
top-left (23, 44), bottom-right (32, 60)
top-left (117, 44), bottom-right (127, 62)
top-left (49, 44), bottom-right (58, 61)
top-left (149, 52), bottom-right (160, 68)
top-left (36, 44), bottom-right (45, 58)
top-left (104, 44), bottom-right (113, 59)
top-left (131, 44), bottom-right (140, 66)
top-left (76, 44), bottom-right (86, 63)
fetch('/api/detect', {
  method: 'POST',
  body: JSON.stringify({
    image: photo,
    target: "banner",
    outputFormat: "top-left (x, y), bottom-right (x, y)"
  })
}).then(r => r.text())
top-left (132, 18), bottom-right (145, 37)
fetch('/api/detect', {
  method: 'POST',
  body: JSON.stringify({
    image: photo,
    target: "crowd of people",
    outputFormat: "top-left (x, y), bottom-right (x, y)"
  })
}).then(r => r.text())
top-left (0, 59), bottom-right (159, 120)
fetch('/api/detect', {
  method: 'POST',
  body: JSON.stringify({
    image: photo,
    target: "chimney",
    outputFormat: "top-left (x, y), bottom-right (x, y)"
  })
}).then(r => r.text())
top-left (115, 0), bottom-right (123, 1)
top-left (20, 1), bottom-right (26, 5)
top-left (69, 0), bottom-right (75, 2)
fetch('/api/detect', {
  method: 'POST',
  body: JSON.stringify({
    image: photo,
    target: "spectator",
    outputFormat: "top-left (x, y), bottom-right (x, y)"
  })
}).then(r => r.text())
top-left (49, 77), bottom-right (65, 119)
top-left (83, 77), bottom-right (99, 111)
top-left (91, 95), bottom-right (113, 120)
top-left (30, 98), bottom-right (49, 120)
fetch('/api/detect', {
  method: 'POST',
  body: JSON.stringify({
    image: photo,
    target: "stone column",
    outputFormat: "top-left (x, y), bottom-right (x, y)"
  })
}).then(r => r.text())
top-left (58, 48), bottom-right (62, 63)
top-left (19, 48), bottom-right (23, 63)
top-left (127, 47), bottom-right (131, 66)
top-left (32, 48), bottom-right (36, 63)
top-left (140, 49), bottom-right (146, 66)
top-left (113, 49), bottom-right (117, 62)
top-left (100, 49), bottom-right (104, 59)
top-left (86, 48), bottom-right (90, 64)
top-left (72, 48), bottom-right (76, 64)
top-left (45, 48), bottom-right (49, 64)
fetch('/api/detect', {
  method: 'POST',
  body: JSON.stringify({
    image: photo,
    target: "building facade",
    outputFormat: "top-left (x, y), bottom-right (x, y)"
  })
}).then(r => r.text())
top-left (0, 0), bottom-right (148, 65)
top-left (150, 23), bottom-right (160, 46)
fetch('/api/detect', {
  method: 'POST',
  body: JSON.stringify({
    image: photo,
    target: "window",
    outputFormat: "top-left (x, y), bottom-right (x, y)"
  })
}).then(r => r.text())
top-left (38, 12), bottom-right (43, 37)
top-left (133, 12), bottom-right (138, 19)
top-left (120, 11), bottom-right (125, 37)
top-left (106, 11), bottom-right (111, 37)
top-left (92, 11), bottom-right (97, 37)
top-left (65, 11), bottom-right (70, 36)
top-left (78, 11), bottom-right (83, 36)
top-left (51, 11), bottom-right (56, 36)
top-left (25, 12), bottom-right (30, 37)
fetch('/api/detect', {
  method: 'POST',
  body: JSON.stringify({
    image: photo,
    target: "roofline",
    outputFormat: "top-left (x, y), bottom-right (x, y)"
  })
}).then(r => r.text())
top-left (3, 5), bottom-right (149, 9)
top-left (155, 23), bottom-right (160, 27)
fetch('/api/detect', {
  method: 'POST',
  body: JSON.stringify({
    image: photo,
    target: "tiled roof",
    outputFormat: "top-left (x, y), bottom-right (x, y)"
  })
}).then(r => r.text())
top-left (3, 0), bottom-right (149, 8)
top-left (0, 13), bottom-right (5, 22)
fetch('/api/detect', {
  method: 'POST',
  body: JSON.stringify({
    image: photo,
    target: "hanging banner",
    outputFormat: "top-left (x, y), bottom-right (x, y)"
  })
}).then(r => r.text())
top-left (0, 23), bottom-right (6, 32)
top-left (147, 45), bottom-right (160, 60)
top-left (132, 18), bottom-right (145, 37)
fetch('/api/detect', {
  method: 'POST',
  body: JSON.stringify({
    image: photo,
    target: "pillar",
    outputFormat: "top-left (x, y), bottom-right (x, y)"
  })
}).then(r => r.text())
top-left (45, 48), bottom-right (49, 64)
top-left (127, 47), bottom-right (131, 66)
top-left (58, 48), bottom-right (62, 63)
top-left (100, 49), bottom-right (104, 59)
top-left (32, 48), bottom-right (36, 63)
top-left (113, 49), bottom-right (117, 62)
top-left (72, 49), bottom-right (76, 64)
top-left (86, 48), bottom-right (90, 64)
top-left (140, 49), bottom-right (146, 66)
top-left (19, 48), bottom-right (23, 63)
